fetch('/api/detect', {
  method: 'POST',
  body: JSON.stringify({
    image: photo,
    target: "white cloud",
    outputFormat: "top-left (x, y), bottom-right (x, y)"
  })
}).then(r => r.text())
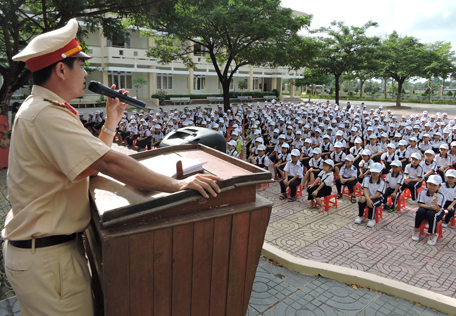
top-left (281, 0), bottom-right (456, 48)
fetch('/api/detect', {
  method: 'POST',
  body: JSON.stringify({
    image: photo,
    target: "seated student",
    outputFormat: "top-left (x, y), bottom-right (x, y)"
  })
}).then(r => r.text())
top-left (300, 138), bottom-right (314, 169)
top-left (358, 149), bottom-right (373, 183)
top-left (449, 141), bottom-right (456, 169)
top-left (248, 137), bottom-right (263, 164)
top-left (418, 134), bottom-right (433, 153)
top-left (381, 143), bottom-right (397, 174)
top-left (435, 144), bottom-right (452, 180)
top-left (347, 127), bottom-right (359, 148)
top-left (420, 149), bottom-right (437, 182)
top-left (230, 130), bottom-right (242, 156)
top-left (247, 129), bottom-right (261, 157)
top-left (411, 175), bottom-right (445, 246)
top-left (402, 153), bottom-right (424, 202)
top-left (395, 140), bottom-right (410, 169)
top-left (285, 126), bottom-right (294, 145)
top-left (330, 142), bottom-right (346, 176)
top-left (151, 124), bottom-right (164, 148)
top-left (407, 137), bottom-right (420, 156)
top-left (269, 134), bottom-right (286, 162)
top-left (292, 131), bottom-right (304, 151)
top-left (382, 160), bottom-right (404, 212)
top-left (378, 132), bottom-right (389, 152)
top-left (349, 137), bottom-right (364, 168)
top-left (335, 154), bottom-right (358, 203)
top-left (274, 143), bottom-right (291, 179)
top-left (320, 135), bottom-right (334, 159)
top-left (126, 120), bottom-right (139, 146)
top-left (365, 134), bottom-right (383, 162)
top-left (136, 122), bottom-right (152, 151)
top-left (117, 120), bottom-right (129, 144)
top-left (227, 139), bottom-right (240, 158)
top-left (267, 129), bottom-right (280, 156)
top-left (432, 132), bottom-right (445, 154)
top-left (354, 162), bottom-right (386, 227)
top-left (254, 144), bottom-right (270, 192)
top-left (442, 169), bottom-right (456, 227)
top-left (307, 159), bottom-right (335, 213)
top-left (279, 149), bottom-right (304, 202)
top-left (302, 148), bottom-right (323, 187)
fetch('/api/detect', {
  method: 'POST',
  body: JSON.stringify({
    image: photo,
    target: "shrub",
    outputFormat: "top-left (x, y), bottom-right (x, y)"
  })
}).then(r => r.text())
top-left (446, 91), bottom-right (453, 96)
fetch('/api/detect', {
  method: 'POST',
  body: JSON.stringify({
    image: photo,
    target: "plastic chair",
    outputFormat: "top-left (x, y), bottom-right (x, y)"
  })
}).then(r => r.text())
top-left (342, 183), bottom-right (362, 197)
top-left (363, 205), bottom-right (383, 223)
top-left (443, 210), bottom-right (456, 227)
top-left (287, 184), bottom-right (302, 197)
top-left (388, 194), bottom-right (406, 212)
top-left (419, 220), bottom-right (443, 242)
top-left (323, 193), bottom-right (338, 212)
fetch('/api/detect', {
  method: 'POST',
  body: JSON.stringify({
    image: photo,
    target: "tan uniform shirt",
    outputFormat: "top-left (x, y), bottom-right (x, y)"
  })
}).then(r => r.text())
top-left (2, 85), bottom-right (111, 240)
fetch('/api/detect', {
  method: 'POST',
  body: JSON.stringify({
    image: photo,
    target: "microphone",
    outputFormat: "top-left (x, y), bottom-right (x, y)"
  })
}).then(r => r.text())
top-left (88, 81), bottom-right (146, 109)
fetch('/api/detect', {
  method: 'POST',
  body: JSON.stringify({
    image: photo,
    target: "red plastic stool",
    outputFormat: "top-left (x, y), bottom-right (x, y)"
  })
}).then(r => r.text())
top-left (363, 206), bottom-right (383, 223)
top-left (287, 184), bottom-right (302, 197)
top-left (323, 193), bottom-right (338, 212)
top-left (388, 194), bottom-right (406, 212)
top-left (443, 210), bottom-right (456, 227)
top-left (342, 183), bottom-right (362, 197)
top-left (419, 220), bottom-right (443, 242)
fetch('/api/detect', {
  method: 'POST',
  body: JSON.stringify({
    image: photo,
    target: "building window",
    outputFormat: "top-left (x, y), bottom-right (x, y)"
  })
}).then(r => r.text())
top-left (157, 73), bottom-right (173, 90)
top-left (253, 77), bottom-right (259, 90)
top-left (107, 33), bottom-right (131, 48)
top-left (108, 71), bottom-right (132, 89)
top-left (194, 75), bottom-right (206, 90)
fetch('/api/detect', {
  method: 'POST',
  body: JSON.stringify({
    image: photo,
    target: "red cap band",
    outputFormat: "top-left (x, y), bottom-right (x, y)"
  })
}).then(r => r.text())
top-left (26, 39), bottom-right (82, 72)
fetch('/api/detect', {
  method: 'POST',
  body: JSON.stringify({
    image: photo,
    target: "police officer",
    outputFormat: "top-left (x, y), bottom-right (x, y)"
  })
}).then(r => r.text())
top-left (4, 19), bottom-right (221, 316)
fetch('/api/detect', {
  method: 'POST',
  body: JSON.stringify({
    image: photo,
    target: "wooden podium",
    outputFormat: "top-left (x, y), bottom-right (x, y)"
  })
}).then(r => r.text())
top-left (85, 144), bottom-right (273, 316)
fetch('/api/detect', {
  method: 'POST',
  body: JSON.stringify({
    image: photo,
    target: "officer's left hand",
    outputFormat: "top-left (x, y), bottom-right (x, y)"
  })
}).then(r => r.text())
top-left (106, 84), bottom-right (129, 124)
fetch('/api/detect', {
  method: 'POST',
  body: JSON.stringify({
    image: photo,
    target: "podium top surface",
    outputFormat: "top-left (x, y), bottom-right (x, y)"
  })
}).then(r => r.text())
top-left (89, 144), bottom-right (271, 226)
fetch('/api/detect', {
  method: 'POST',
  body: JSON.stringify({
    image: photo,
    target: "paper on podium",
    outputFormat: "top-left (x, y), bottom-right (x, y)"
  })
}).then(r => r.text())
top-left (139, 154), bottom-right (208, 179)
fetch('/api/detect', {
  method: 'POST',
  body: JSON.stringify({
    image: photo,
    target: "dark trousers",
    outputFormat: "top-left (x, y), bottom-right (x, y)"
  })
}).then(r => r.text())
top-left (136, 137), bottom-right (151, 149)
top-left (307, 185), bottom-right (332, 201)
top-left (126, 134), bottom-right (138, 146)
top-left (383, 187), bottom-right (402, 208)
top-left (301, 157), bottom-right (311, 170)
top-left (415, 207), bottom-right (444, 234)
top-left (401, 181), bottom-right (421, 200)
top-left (335, 177), bottom-right (357, 194)
top-left (354, 157), bottom-right (362, 169)
top-left (443, 201), bottom-right (455, 224)
top-left (372, 155), bottom-right (381, 163)
top-left (280, 176), bottom-right (302, 197)
top-left (358, 197), bottom-right (383, 219)
top-left (382, 162), bottom-right (391, 174)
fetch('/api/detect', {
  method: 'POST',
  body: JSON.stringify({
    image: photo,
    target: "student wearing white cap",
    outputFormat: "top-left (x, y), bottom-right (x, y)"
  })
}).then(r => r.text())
top-left (442, 169), bottom-right (456, 227)
top-left (308, 159), bottom-right (335, 212)
top-left (301, 148), bottom-right (323, 187)
top-left (254, 144), bottom-right (270, 191)
top-left (274, 143), bottom-right (291, 179)
top-left (355, 162), bottom-right (386, 227)
top-left (279, 149), bottom-right (304, 202)
top-left (382, 160), bottom-right (405, 211)
top-left (229, 130), bottom-right (242, 156)
top-left (435, 144), bottom-right (452, 179)
top-left (412, 175), bottom-right (445, 245)
top-left (335, 155), bottom-right (358, 203)
top-left (227, 139), bottom-right (240, 158)
top-left (330, 142), bottom-right (347, 176)
top-left (300, 138), bottom-right (314, 169)
top-left (402, 153), bottom-right (424, 202)
top-left (5, 19), bottom-right (222, 316)
top-left (395, 140), bottom-right (410, 169)
top-left (349, 137), bottom-right (364, 168)
top-left (418, 134), bottom-right (432, 153)
top-left (420, 149), bottom-right (437, 182)
top-left (381, 143), bottom-right (397, 174)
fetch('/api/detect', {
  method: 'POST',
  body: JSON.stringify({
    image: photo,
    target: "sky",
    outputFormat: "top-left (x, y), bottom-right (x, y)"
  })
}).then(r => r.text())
top-left (281, 0), bottom-right (456, 49)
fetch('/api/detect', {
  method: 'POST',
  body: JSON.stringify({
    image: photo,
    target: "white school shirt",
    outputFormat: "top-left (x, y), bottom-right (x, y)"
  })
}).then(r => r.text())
top-left (417, 188), bottom-right (445, 207)
top-left (440, 182), bottom-right (456, 202)
top-left (301, 146), bottom-right (313, 157)
top-left (318, 171), bottom-right (334, 187)
top-left (381, 152), bottom-right (396, 163)
top-left (359, 159), bottom-right (373, 171)
top-left (404, 163), bottom-right (424, 179)
top-left (254, 154), bottom-right (270, 168)
top-left (365, 143), bottom-right (382, 155)
top-left (362, 176), bottom-right (386, 197)
top-left (419, 160), bottom-right (437, 174)
top-left (283, 161), bottom-right (303, 178)
top-left (309, 157), bottom-right (323, 169)
top-left (435, 154), bottom-right (452, 168)
top-left (418, 141), bottom-right (432, 152)
top-left (350, 146), bottom-right (364, 156)
top-left (339, 164), bottom-right (357, 179)
top-left (228, 148), bottom-right (240, 158)
top-left (330, 151), bottom-right (346, 163)
top-left (385, 171), bottom-right (404, 189)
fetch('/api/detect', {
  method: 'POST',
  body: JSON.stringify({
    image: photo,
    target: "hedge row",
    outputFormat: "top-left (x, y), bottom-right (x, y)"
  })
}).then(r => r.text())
top-left (152, 91), bottom-right (277, 100)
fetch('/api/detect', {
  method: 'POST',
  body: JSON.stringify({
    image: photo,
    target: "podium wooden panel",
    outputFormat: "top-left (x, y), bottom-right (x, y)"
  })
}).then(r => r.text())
top-left (85, 144), bottom-right (273, 316)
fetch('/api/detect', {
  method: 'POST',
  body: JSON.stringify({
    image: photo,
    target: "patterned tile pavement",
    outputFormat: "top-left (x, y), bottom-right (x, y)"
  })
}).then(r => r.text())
top-left (258, 179), bottom-right (456, 300)
top-left (0, 142), bottom-right (453, 314)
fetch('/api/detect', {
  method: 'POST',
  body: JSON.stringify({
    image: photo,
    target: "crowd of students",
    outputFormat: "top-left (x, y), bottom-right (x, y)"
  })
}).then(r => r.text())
top-left (81, 100), bottom-right (456, 246)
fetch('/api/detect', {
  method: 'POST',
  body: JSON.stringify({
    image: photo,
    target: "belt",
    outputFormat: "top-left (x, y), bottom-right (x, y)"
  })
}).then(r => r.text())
top-left (9, 233), bottom-right (79, 249)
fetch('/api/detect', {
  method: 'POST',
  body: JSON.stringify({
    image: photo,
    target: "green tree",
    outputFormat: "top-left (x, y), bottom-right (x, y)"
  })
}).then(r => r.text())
top-left (138, 0), bottom-right (315, 111)
top-left (0, 0), bottom-right (163, 114)
top-left (307, 21), bottom-right (381, 105)
top-left (294, 68), bottom-right (329, 101)
top-left (237, 80), bottom-right (248, 94)
top-left (379, 31), bottom-right (434, 106)
top-left (133, 76), bottom-right (148, 98)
